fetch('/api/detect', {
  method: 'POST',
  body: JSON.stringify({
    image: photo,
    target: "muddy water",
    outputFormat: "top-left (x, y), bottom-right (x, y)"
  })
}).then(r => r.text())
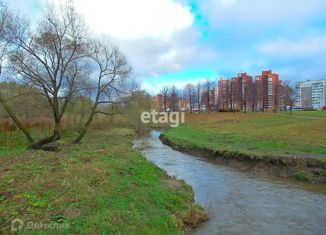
top-left (133, 131), bottom-right (326, 235)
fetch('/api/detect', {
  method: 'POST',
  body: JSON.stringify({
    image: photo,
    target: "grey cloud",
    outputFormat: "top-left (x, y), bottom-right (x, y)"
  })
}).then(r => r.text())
top-left (113, 27), bottom-right (217, 78)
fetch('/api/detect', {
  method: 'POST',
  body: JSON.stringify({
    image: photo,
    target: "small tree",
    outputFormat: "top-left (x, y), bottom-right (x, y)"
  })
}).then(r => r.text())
top-left (160, 86), bottom-right (169, 112)
top-left (251, 82), bottom-right (257, 112)
top-left (72, 38), bottom-right (133, 144)
top-left (279, 80), bottom-right (294, 112)
top-left (168, 85), bottom-right (179, 112)
top-left (204, 79), bottom-right (214, 112)
top-left (123, 90), bottom-right (153, 136)
top-left (195, 81), bottom-right (201, 112)
top-left (0, 1), bottom-right (35, 143)
top-left (242, 82), bottom-right (247, 113)
top-left (184, 83), bottom-right (194, 113)
top-left (273, 80), bottom-right (282, 113)
top-left (227, 80), bottom-right (236, 112)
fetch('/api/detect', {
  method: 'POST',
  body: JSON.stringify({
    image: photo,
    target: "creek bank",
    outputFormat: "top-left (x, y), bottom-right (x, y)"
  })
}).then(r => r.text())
top-left (159, 134), bottom-right (326, 184)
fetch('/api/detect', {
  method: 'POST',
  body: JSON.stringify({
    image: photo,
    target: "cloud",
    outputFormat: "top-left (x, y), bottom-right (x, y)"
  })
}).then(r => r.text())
top-left (199, 0), bottom-right (326, 29)
top-left (9, 0), bottom-right (218, 91)
top-left (220, 0), bottom-right (236, 6)
top-left (116, 28), bottom-right (217, 77)
top-left (71, 0), bottom-right (193, 40)
top-left (141, 77), bottom-right (209, 95)
top-left (258, 35), bottom-right (326, 57)
top-left (57, 0), bottom-right (218, 86)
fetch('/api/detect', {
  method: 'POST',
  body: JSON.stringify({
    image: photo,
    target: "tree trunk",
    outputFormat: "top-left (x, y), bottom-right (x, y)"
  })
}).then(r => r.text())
top-left (197, 92), bottom-right (200, 113)
top-left (0, 92), bottom-right (34, 143)
top-left (72, 106), bottom-right (97, 144)
top-left (0, 91), bottom-right (64, 150)
top-left (28, 120), bottom-right (61, 150)
top-left (164, 96), bottom-right (167, 112)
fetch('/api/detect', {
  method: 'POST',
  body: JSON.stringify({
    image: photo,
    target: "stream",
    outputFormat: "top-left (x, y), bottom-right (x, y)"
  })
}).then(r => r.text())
top-left (133, 130), bottom-right (326, 235)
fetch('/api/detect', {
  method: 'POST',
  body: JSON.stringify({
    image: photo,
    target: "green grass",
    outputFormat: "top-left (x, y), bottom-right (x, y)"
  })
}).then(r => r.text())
top-left (290, 110), bottom-right (326, 118)
top-left (162, 112), bottom-right (326, 158)
top-left (0, 128), bottom-right (205, 234)
top-left (0, 130), bottom-right (53, 156)
top-left (293, 171), bottom-right (310, 181)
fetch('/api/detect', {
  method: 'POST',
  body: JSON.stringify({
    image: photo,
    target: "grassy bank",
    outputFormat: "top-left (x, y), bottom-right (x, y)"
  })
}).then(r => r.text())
top-left (0, 128), bottom-right (206, 234)
top-left (161, 112), bottom-right (326, 183)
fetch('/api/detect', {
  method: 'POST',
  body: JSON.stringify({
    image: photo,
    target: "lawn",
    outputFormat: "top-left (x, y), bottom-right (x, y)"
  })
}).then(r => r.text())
top-left (0, 128), bottom-right (205, 234)
top-left (162, 111), bottom-right (326, 158)
top-left (290, 110), bottom-right (326, 118)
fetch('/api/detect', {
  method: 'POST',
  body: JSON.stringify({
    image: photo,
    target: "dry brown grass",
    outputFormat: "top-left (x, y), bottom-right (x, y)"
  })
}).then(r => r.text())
top-left (0, 114), bottom-right (118, 133)
top-left (0, 117), bottom-right (53, 132)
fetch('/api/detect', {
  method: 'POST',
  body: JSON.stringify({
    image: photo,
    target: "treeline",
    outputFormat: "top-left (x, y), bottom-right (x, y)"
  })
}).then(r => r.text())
top-left (0, 1), bottom-right (144, 149)
top-left (157, 80), bottom-right (215, 113)
top-left (156, 78), bottom-right (294, 113)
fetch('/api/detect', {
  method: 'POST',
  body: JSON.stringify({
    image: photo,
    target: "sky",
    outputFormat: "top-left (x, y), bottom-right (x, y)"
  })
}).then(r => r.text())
top-left (9, 0), bottom-right (326, 94)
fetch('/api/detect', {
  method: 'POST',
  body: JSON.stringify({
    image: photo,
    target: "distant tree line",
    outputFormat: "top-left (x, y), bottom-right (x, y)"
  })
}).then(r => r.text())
top-left (156, 78), bottom-right (294, 113)
top-left (157, 79), bottom-right (216, 113)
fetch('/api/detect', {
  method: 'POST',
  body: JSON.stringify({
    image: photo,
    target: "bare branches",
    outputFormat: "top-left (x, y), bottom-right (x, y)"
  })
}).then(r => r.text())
top-left (1, 1), bottom-right (134, 147)
top-left (0, 1), bottom-right (93, 148)
top-left (160, 86), bottom-right (169, 112)
top-left (72, 37), bottom-right (133, 144)
top-left (184, 84), bottom-right (194, 113)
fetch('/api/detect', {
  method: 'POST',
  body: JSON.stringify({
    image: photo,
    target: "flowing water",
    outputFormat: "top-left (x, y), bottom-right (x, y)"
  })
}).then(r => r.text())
top-left (133, 131), bottom-right (326, 235)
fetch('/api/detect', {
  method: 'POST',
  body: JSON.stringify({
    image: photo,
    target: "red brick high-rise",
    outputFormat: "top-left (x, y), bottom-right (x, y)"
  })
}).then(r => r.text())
top-left (254, 70), bottom-right (279, 112)
top-left (232, 72), bottom-right (253, 112)
top-left (217, 70), bottom-right (280, 112)
top-left (217, 78), bottom-right (230, 111)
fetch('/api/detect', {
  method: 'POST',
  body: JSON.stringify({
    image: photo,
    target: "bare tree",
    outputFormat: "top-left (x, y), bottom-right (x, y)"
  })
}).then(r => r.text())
top-left (279, 80), bottom-right (294, 112)
top-left (242, 83), bottom-right (247, 113)
top-left (227, 80), bottom-right (236, 112)
top-left (5, 2), bottom-right (90, 149)
top-left (168, 85), bottom-right (178, 112)
top-left (217, 80), bottom-right (229, 111)
top-left (0, 1), bottom-right (9, 62)
top-left (273, 80), bottom-right (282, 113)
top-left (184, 83), bottom-right (194, 113)
top-left (72, 38), bottom-right (133, 144)
top-left (0, 1), bottom-right (35, 143)
top-left (251, 82), bottom-right (257, 112)
top-left (195, 81), bottom-right (201, 113)
top-left (160, 86), bottom-right (169, 112)
top-left (204, 79), bottom-right (214, 112)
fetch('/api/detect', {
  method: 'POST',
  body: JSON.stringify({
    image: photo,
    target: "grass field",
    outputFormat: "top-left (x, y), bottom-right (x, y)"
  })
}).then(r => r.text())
top-left (162, 111), bottom-right (326, 158)
top-left (290, 111), bottom-right (326, 118)
top-left (0, 128), bottom-right (205, 234)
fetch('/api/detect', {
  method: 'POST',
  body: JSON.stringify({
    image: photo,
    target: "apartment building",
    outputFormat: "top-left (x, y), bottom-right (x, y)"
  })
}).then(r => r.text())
top-left (255, 70), bottom-right (279, 112)
top-left (217, 70), bottom-right (279, 112)
top-left (295, 79), bottom-right (326, 110)
top-left (232, 72), bottom-right (253, 111)
top-left (217, 78), bottom-right (230, 111)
